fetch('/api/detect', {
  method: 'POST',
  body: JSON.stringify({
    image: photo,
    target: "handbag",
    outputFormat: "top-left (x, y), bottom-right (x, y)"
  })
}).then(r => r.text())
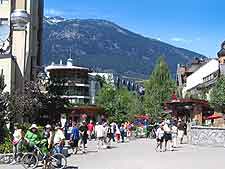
top-left (12, 139), bottom-right (19, 145)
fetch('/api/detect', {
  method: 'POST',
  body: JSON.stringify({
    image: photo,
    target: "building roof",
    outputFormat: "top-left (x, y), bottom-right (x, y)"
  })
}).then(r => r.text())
top-left (217, 41), bottom-right (225, 57)
top-left (45, 64), bottom-right (89, 71)
top-left (217, 48), bottom-right (225, 58)
top-left (183, 59), bottom-right (219, 91)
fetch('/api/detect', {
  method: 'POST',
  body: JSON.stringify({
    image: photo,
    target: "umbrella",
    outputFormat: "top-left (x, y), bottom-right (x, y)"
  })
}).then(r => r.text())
top-left (207, 114), bottom-right (223, 120)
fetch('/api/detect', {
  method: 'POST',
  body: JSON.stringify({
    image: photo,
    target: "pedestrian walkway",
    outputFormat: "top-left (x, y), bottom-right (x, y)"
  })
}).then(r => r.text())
top-left (1, 138), bottom-right (225, 169)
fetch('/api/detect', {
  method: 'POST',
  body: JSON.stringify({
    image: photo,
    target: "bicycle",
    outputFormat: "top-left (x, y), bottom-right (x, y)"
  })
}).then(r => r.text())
top-left (21, 144), bottom-right (67, 169)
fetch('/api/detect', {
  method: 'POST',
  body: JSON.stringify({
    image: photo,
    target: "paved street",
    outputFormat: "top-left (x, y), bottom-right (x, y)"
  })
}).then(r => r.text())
top-left (1, 138), bottom-right (225, 169)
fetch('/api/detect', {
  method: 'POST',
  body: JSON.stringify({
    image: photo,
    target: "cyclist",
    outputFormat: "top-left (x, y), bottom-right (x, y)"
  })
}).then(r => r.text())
top-left (43, 124), bottom-right (54, 149)
top-left (53, 123), bottom-right (65, 154)
top-left (24, 124), bottom-right (42, 151)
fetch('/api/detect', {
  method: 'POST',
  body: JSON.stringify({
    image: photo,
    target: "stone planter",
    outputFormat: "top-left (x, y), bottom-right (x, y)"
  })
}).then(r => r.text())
top-left (191, 126), bottom-right (225, 147)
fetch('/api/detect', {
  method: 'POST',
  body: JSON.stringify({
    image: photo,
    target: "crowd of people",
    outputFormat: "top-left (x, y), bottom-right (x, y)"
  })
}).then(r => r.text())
top-left (155, 119), bottom-right (187, 152)
top-left (9, 118), bottom-right (187, 165)
top-left (10, 120), bottom-right (133, 165)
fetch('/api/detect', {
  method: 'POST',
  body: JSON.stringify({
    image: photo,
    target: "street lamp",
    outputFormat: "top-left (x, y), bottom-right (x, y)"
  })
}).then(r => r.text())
top-left (10, 9), bottom-right (30, 31)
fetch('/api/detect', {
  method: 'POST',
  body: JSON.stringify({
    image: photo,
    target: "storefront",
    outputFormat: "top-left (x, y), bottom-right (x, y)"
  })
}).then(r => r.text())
top-left (164, 98), bottom-right (213, 125)
top-left (67, 105), bottom-right (105, 122)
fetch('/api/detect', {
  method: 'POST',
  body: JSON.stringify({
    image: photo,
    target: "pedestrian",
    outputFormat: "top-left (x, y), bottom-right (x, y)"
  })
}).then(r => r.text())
top-left (10, 123), bottom-right (23, 165)
top-left (70, 122), bottom-right (80, 154)
top-left (155, 123), bottom-right (164, 152)
top-left (110, 122), bottom-right (116, 142)
top-left (107, 123), bottom-right (113, 145)
top-left (79, 121), bottom-right (88, 153)
top-left (53, 123), bottom-right (65, 154)
top-left (87, 120), bottom-right (95, 140)
top-left (115, 124), bottom-right (121, 143)
top-left (171, 122), bottom-right (178, 148)
top-left (64, 119), bottom-right (69, 140)
top-left (163, 120), bottom-right (173, 151)
top-left (120, 124), bottom-right (126, 143)
top-left (95, 122), bottom-right (105, 150)
top-left (177, 119), bottom-right (186, 144)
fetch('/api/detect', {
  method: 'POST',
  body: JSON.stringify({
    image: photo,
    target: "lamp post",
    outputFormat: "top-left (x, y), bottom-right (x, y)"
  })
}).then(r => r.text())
top-left (10, 9), bottom-right (30, 31)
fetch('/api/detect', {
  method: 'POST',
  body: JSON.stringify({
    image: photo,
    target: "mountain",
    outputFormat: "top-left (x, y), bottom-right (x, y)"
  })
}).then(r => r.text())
top-left (42, 16), bottom-right (205, 79)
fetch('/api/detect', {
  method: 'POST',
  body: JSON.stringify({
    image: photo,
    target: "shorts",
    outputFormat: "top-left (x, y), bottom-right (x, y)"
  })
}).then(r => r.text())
top-left (164, 133), bottom-right (172, 141)
top-left (156, 138), bottom-right (164, 142)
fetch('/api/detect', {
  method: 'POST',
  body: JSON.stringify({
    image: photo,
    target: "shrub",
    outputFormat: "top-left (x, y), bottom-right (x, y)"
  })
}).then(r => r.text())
top-left (0, 132), bottom-right (13, 154)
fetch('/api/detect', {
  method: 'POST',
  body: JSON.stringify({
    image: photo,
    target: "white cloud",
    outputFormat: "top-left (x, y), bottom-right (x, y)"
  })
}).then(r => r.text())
top-left (44, 9), bottom-right (65, 16)
top-left (170, 37), bottom-right (194, 43)
top-left (171, 37), bottom-right (186, 42)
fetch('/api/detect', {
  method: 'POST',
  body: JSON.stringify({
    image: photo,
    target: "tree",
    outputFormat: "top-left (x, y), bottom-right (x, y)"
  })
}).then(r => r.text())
top-left (210, 75), bottom-right (225, 112)
top-left (144, 57), bottom-right (176, 120)
top-left (0, 71), bottom-right (9, 143)
top-left (96, 82), bottom-right (143, 123)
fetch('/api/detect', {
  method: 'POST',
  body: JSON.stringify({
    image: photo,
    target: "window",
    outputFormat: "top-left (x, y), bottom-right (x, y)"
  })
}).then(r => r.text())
top-left (0, 18), bottom-right (8, 25)
top-left (0, 0), bottom-right (9, 4)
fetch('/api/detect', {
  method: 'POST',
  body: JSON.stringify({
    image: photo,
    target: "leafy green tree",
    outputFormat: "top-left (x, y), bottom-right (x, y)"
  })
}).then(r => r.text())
top-left (96, 82), bottom-right (143, 123)
top-left (0, 71), bottom-right (9, 143)
top-left (210, 75), bottom-right (225, 112)
top-left (144, 57), bottom-right (176, 120)
top-left (96, 82), bottom-right (117, 115)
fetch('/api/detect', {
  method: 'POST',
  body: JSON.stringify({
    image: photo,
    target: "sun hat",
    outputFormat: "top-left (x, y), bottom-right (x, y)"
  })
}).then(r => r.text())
top-left (30, 124), bottom-right (38, 130)
top-left (45, 124), bottom-right (51, 129)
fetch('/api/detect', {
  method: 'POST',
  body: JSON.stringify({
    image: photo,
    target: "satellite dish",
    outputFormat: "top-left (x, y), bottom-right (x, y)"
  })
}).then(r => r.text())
top-left (0, 24), bottom-right (10, 42)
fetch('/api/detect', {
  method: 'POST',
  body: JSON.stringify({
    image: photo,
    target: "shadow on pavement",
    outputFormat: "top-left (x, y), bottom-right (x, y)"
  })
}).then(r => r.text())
top-left (66, 166), bottom-right (79, 169)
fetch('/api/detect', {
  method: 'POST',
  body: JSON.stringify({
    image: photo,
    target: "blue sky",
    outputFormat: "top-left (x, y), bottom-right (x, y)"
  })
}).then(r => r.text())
top-left (44, 0), bottom-right (225, 57)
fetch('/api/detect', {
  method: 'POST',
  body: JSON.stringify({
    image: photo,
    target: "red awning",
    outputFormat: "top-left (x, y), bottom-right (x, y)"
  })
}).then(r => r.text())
top-left (207, 114), bottom-right (223, 120)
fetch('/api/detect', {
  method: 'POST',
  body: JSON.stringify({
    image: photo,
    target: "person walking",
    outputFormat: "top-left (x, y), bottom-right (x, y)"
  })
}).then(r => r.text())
top-left (120, 124), bottom-right (126, 143)
top-left (177, 119), bottom-right (186, 144)
top-left (171, 122), bottom-right (178, 148)
top-left (95, 122), bottom-right (105, 151)
top-left (87, 120), bottom-right (95, 140)
top-left (155, 123), bottom-right (164, 152)
top-left (79, 121), bottom-right (88, 153)
top-left (106, 123), bottom-right (113, 146)
top-left (10, 123), bottom-right (23, 165)
top-left (115, 124), bottom-right (121, 143)
top-left (110, 122), bottom-right (116, 142)
top-left (163, 120), bottom-right (173, 151)
top-left (70, 122), bottom-right (80, 154)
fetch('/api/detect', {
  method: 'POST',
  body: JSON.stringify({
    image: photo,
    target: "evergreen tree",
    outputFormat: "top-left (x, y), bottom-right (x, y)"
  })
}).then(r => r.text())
top-left (210, 75), bottom-right (225, 112)
top-left (144, 57), bottom-right (176, 120)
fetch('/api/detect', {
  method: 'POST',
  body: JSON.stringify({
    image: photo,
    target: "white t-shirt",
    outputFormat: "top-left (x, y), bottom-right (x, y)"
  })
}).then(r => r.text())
top-left (163, 124), bottom-right (171, 133)
top-left (156, 128), bottom-right (164, 139)
top-left (95, 125), bottom-right (104, 138)
top-left (54, 129), bottom-right (65, 144)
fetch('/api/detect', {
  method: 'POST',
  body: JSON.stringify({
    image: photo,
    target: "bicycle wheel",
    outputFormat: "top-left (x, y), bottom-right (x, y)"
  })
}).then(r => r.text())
top-left (21, 153), bottom-right (38, 169)
top-left (49, 153), bottom-right (67, 169)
